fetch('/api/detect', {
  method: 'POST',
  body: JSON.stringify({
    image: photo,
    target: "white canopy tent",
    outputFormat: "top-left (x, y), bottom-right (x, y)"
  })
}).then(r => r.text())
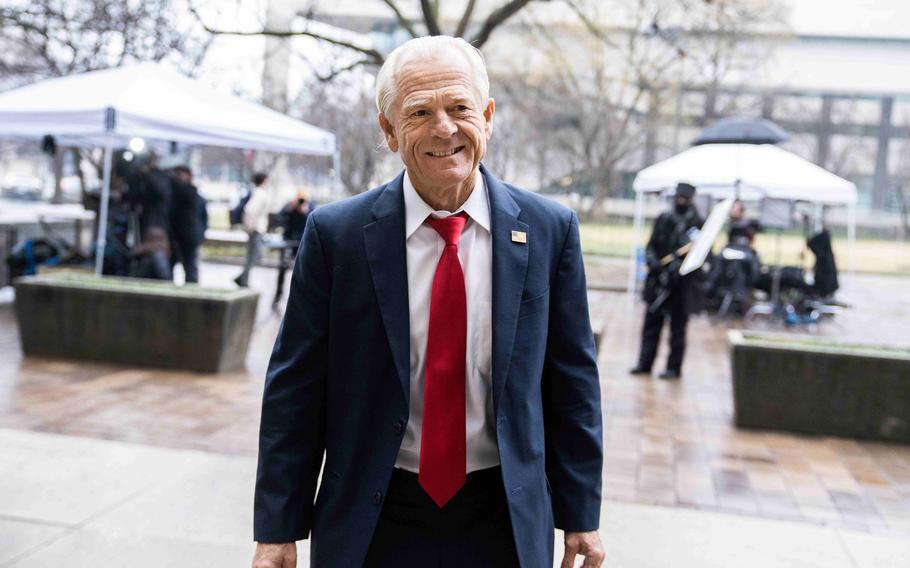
top-left (627, 143), bottom-right (858, 299)
top-left (0, 63), bottom-right (337, 274)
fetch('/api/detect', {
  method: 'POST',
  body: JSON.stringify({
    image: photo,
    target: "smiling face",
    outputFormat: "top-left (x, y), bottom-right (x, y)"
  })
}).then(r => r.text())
top-left (379, 52), bottom-right (494, 209)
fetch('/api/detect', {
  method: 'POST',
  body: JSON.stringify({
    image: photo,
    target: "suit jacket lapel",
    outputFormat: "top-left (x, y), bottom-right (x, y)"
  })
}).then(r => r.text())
top-left (363, 172), bottom-right (411, 403)
top-left (483, 165), bottom-right (529, 416)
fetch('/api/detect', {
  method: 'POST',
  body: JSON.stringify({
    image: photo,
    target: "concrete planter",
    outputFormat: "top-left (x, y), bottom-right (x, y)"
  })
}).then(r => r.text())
top-left (729, 330), bottom-right (910, 443)
top-left (14, 273), bottom-right (258, 373)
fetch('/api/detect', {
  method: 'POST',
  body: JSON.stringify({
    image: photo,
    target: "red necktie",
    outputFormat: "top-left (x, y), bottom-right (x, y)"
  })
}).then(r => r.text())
top-left (419, 213), bottom-right (468, 508)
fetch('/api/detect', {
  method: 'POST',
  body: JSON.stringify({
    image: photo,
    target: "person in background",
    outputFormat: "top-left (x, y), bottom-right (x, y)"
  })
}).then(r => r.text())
top-left (281, 189), bottom-right (312, 243)
top-left (125, 152), bottom-right (172, 242)
top-left (101, 175), bottom-right (134, 277)
top-left (727, 200), bottom-right (761, 247)
top-left (234, 172), bottom-right (271, 288)
top-left (168, 165), bottom-right (201, 284)
top-left (630, 182), bottom-right (705, 379)
top-left (130, 226), bottom-right (172, 280)
top-left (196, 192), bottom-right (209, 253)
top-left (273, 189), bottom-right (312, 306)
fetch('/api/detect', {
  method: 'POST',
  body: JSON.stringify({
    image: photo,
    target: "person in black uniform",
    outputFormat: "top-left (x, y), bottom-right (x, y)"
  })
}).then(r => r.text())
top-left (630, 182), bottom-right (705, 379)
top-left (168, 166), bottom-right (202, 283)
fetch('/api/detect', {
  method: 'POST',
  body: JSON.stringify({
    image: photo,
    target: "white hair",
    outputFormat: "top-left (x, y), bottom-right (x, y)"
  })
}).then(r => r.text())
top-left (375, 36), bottom-right (490, 119)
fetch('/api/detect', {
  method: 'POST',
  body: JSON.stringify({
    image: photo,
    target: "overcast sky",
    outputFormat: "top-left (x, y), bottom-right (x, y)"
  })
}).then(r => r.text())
top-left (777, 0), bottom-right (907, 39)
top-left (189, 0), bottom-right (910, 105)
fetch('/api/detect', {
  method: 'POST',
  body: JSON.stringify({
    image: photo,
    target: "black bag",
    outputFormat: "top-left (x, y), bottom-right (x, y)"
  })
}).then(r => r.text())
top-left (229, 188), bottom-right (252, 226)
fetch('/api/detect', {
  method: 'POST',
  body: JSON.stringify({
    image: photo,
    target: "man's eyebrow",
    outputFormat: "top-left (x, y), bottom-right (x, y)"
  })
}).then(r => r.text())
top-left (448, 95), bottom-right (475, 106)
top-left (401, 97), bottom-right (433, 114)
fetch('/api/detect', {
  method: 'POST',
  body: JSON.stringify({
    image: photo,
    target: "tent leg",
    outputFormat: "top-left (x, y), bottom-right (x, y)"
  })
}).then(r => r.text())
top-left (847, 202), bottom-right (856, 276)
top-left (332, 149), bottom-right (341, 195)
top-left (93, 137), bottom-right (115, 276)
top-left (627, 190), bottom-right (646, 309)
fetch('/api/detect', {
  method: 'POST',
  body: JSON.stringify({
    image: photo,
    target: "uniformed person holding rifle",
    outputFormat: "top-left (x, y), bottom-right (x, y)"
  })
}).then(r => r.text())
top-left (630, 182), bottom-right (705, 379)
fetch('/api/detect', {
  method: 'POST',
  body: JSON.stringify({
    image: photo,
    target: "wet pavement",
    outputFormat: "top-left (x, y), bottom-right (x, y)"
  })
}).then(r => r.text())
top-left (0, 258), bottom-right (909, 566)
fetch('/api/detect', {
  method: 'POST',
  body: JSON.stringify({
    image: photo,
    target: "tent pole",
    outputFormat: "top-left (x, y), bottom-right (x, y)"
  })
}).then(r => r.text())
top-left (847, 202), bottom-right (856, 275)
top-left (332, 149), bottom-right (341, 195)
top-left (627, 190), bottom-right (646, 308)
top-left (93, 136), bottom-right (115, 276)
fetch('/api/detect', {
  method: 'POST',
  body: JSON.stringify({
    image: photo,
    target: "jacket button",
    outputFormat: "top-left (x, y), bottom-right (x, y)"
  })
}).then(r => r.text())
top-left (393, 420), bottom-right (405, 435)
top-left (372, 490), bottom-right (383, 505)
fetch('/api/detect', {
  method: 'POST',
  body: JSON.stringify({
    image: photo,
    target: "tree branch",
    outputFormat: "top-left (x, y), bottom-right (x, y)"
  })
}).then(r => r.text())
top-left (564, 0), bottom-right (619, 49)
top-left (469, 0), bottom-right (535, 48)
top-left (188, 2), bottom-right (384, 64)
top-left (455, 0), bottom-right (477, 38)
top-left (381, 0), bottom-right (419, 38)
top-left (314, 58), bottom-right (372, 82)
top-left (420, 0), bottom-right (442, 35)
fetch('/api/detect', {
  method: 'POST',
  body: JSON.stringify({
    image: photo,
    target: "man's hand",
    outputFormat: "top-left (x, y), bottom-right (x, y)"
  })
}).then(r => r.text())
top-left (252, 542), bottom-right (296, 568)
top-left (561, 530), bottom-right (605, 568)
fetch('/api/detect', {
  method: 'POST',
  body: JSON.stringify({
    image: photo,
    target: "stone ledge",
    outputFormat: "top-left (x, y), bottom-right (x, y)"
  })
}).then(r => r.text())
top-left (729, 330), bottom-right (910, 444)
top-left (13, 274), bottom-right (258, 373)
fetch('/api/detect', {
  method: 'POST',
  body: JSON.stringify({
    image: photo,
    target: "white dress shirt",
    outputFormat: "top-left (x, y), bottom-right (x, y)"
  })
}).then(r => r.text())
top-left (394, 170), bottom-right (499, 473)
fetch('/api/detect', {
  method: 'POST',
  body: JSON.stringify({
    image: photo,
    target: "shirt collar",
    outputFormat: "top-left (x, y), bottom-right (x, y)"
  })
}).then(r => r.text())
top-left (403, 169), bottom-right (491, 239)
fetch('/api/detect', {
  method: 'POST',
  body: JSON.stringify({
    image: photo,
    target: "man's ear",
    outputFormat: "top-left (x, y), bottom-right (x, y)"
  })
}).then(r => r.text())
top-left (378, 112), bottom-right (399, 152)
top-left (483, 98), bottom-right (495, 140)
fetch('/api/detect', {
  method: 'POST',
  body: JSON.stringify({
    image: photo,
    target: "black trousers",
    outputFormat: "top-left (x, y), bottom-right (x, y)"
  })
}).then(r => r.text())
top-left (273, 241), bottom-right (298, 305)
top-left (363, 467), bottom-right (519, 567)
top-left (636, 291), bottom-right (688, 373)
top-left (169, 238), bottom-right (199, 283)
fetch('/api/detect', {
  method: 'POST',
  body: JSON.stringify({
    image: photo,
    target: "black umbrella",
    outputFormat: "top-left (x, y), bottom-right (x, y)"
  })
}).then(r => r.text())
top-left (692, 117), bottom-right (789, 146)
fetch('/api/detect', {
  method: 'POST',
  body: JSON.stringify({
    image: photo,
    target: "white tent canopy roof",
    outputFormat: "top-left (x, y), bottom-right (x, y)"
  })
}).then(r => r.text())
top-left (0, 63), bottom-right (335, 155)
top-left (633, 143), bottom-right (857, 205)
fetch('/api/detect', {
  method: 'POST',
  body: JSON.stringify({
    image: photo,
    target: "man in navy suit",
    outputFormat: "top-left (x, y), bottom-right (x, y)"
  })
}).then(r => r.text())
top-left (253, 36), bottom-right (604, 568)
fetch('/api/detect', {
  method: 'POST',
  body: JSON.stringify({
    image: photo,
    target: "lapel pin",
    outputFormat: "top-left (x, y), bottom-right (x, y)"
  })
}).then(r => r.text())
top-left (511, 230), bottom-right (527, 244)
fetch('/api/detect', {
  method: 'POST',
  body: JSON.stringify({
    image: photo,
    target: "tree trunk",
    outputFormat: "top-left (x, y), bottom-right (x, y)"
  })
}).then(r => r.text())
top-left (51, 147), bottom-right (65, 203)
top-left (74, 149), bottom-right (88, 202)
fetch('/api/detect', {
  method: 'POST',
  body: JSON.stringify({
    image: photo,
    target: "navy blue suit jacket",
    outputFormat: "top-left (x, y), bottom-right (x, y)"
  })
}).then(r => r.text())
top-left (254, 165), bottom-right (603, 567)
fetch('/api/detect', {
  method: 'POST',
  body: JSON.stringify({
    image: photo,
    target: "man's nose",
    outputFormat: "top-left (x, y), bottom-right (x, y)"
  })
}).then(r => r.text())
top-left (429, 110), bottom-right (457, 138)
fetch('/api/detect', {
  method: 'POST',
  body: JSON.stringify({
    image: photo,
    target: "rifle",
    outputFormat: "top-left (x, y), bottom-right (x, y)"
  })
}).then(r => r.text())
top-left (647, 242), bottom-right (693, 314)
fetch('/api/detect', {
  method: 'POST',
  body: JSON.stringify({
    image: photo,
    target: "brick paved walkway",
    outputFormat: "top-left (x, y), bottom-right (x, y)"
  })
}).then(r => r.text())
top-left (1, 259), bottom-right (908, 538)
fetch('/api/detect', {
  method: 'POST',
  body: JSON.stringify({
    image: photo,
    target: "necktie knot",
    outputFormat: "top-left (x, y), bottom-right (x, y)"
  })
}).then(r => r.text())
top-left (425, 213), bottom-right (468, 247)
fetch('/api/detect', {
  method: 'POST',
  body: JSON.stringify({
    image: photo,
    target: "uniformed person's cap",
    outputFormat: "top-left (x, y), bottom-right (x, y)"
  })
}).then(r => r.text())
top-left (674, 182), bottom-right (696, 198)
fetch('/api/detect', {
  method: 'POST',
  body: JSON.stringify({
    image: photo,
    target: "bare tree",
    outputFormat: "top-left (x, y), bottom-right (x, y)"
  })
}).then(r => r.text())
top-left (825, 137), bottom-right (876, 183)
top-left (189, 0), bottom-right (547, 78)
top-left (888, 142), bottom-right (910, 237)
top-left (480, 101), bottom-right (537, 186)
top-left (0, 0), bottom-right (212, 86)
top-left (677, 0), bottom-right (787, 122)
top-left (295, 69), bottom-right (389, 193)
top-left (494, 0), bottom-right (685, 217)
top-left (491, 0), bottom-right (785, 218)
